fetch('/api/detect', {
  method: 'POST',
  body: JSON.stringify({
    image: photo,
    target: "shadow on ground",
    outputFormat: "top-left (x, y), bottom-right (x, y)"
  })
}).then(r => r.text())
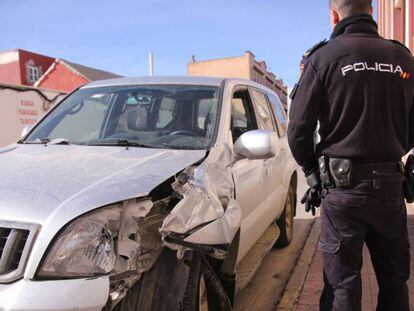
top-left (234, 218), bottom-right (314, 311)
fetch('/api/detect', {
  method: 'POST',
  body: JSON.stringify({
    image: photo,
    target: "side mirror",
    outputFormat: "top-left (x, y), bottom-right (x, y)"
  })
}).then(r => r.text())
top-left (234, 130), bottom-right (277, 160)
top-left (21, 125), bottom-right (33, 138)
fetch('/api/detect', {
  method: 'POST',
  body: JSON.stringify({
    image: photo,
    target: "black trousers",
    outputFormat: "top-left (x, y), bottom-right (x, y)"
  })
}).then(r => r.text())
top-left (319, 171), bottom-right (410, 311)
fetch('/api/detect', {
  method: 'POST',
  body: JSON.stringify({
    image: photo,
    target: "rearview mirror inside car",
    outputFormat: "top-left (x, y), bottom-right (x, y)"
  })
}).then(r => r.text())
top-left (234, 130), bottom-right (277, 160)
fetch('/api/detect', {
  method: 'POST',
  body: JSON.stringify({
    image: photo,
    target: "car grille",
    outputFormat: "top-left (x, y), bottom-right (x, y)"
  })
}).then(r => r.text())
top-left (0, 228), bottom-right (30, 275)
top-left (0, 222), bottom-right (39, 283)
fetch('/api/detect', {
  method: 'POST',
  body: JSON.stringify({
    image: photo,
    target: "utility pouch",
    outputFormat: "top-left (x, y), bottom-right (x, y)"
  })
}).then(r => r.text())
top-left (403, 155), bottom-right (414, 203)
top-left (319, 156), bottom-right (334, 187)
top-left (329, 158), bottom-right (354, 189)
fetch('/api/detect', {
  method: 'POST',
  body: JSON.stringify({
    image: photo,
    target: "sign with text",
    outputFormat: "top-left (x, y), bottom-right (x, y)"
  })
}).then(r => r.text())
top-left (17, 100), bottom-right (39, 125)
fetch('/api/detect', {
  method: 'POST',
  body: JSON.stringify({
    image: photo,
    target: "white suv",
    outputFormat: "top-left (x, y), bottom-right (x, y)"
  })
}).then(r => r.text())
top-left (0, 77), bottom-right (297, 311)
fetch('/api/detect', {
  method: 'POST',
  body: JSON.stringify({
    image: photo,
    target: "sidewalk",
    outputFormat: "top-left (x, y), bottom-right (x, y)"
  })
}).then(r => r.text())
top-left (294, 205), bottom-right (414, 311)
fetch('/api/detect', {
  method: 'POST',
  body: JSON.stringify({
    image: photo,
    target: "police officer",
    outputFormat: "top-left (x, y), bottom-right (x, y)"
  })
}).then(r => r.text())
top-left (287, 0), bottom-right (413, 310)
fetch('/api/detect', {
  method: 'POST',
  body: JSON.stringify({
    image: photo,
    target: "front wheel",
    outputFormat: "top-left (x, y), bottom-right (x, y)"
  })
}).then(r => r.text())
top-left (181, 252), bottom-right (232, 311)
top-left (112, 249), bottom-right (189, 311)
top-left (113, 249), bottom-right (232, 311)
top-left (275, 184), bottom-right (295, 248)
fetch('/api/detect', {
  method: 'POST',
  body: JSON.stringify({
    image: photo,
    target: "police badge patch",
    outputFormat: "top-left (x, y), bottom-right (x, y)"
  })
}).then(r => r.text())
top-left (290, 39), bottom-right (328, 100)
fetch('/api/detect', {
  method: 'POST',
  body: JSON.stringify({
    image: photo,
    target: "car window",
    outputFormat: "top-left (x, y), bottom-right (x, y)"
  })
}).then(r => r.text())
top-left (25, 85), bottom-right (221, 150)
top-left (157, 97), bottom-right (176, 129)
top-left (250, 89), bottom-right (275, 131)
top-left (197, 98), bottom-right (215, 132)
top-left (48, 94), bottom-right (111, 141)
top-left (267, 93), bottom-right (287, 137)
top-left (231, 90), bottom-right (258, 143)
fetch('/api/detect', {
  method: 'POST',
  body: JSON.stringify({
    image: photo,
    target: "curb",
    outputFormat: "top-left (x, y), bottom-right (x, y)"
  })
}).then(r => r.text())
top-left (276, 218), bottom-right (321, 310)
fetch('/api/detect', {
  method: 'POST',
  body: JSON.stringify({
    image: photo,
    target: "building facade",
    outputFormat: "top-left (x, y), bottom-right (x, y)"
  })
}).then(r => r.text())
top-left (0, 49), bottom-right (121, 92)
top-left (378, 0), bottom-right (414, 52)
top-left (35, 59), bottom-right (121, 92)
top-left (0, 49), bottom-right (122, 145)
top-left (0, 49), bottom-right (55, 86)
top-left (188, 52), bottom-right (288, 109)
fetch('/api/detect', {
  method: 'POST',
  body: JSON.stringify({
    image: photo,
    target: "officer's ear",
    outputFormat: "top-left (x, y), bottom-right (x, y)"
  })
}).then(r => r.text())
top-left (329, 8), bottom-right (341, 29)
top-left (368, 6), bottom-right (373, 16)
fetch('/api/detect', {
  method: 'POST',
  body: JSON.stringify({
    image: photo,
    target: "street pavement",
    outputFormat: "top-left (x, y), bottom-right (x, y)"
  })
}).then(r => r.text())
top-left (294, 204), bottom-right (414, 310)
top-left (234, 167), bottom-right (314, 311)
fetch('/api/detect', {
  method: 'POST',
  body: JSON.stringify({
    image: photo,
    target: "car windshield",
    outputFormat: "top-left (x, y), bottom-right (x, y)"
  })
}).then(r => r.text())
top-left (24, 84), bottom-right (221, 150)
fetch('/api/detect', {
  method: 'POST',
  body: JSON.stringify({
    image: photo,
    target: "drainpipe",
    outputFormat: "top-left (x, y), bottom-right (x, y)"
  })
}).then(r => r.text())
top-left (405, 0), bottom-right (410, 48)
top-left (390, 0), bottom-right (394, 38)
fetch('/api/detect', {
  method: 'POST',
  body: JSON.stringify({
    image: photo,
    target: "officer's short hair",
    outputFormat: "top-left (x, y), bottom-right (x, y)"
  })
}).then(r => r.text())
top-left (329, 0), bottom-right (372, 17)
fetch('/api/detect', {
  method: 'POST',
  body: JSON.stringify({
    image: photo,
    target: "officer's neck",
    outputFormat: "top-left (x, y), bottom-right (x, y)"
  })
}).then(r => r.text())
top-left (331, 13), bottom-right (378, 39)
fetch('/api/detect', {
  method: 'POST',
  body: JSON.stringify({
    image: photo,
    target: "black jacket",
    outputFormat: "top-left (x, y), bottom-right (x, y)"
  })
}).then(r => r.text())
top-left (288, 14), bottom-right (414, 174)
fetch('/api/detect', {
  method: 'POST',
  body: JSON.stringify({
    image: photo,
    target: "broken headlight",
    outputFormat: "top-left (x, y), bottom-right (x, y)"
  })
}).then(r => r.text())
top-left (38, 204), bottom-right (122, 278)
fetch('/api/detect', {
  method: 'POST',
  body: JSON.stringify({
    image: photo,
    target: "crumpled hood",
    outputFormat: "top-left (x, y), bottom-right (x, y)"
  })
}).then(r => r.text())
top-left (0, 144), bottom-right (206, 226)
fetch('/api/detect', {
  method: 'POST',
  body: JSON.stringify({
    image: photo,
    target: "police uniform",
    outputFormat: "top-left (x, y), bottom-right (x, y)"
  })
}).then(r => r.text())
top-left (288, 13), bottom-right (413, 311)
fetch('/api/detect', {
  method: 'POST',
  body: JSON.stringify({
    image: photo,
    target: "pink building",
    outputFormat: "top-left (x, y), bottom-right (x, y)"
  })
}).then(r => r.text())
top-left (0, 49), bottom-right (121, 92)
top-left (0, 49), bottom-right (55, 86)
top-left (35, 59), bottom-right (121, 93)
top-left (378, 0), bottom-right (414, 53)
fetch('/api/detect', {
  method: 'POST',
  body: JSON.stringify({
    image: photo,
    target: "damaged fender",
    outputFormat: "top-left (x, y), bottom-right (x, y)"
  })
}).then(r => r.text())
top-left (160, 145), bottom-right (242, 247)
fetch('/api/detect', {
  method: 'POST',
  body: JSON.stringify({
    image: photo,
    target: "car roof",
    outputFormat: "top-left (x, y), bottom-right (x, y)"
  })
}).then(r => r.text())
top-left (82, 76), bottom-right (225, 88)
top-left (81, 76), bottom-right (279, 97)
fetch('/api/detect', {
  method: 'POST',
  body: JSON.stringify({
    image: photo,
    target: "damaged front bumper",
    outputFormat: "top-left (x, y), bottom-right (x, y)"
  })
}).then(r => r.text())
top-left (164, 233), bottom-right (229, 260)
top-left (0, 277), bottom-right (109, 311)
top-left (108, 145), bottom-right (242, 307)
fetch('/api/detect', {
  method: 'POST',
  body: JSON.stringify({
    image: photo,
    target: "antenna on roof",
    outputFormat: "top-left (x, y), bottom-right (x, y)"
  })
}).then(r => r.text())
top-left (149, 52), bottom-right (154, 76)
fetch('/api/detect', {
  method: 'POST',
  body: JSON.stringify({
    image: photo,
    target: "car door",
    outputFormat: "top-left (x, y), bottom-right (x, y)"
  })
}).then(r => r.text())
top-left (230, 86), bottom-right (271, 262)
top-left (266, 92), bottom-right (290, 217)
top-left (249, 88), bottom-right (285, 220)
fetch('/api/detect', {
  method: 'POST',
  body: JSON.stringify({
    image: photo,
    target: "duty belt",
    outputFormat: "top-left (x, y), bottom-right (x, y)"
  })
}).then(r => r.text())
top-left (319, 156), bottom-right (403, 189)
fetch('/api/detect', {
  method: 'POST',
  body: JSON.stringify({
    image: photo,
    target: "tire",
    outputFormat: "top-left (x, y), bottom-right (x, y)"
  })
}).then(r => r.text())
top-left (113, 248), bottom-right (189, 311)
top-left (181, 252), bottom-right (232, 311)
top-left (275, 184), bottom-right (295, 248)
top-left (113, 249), bottom-right (232, 311)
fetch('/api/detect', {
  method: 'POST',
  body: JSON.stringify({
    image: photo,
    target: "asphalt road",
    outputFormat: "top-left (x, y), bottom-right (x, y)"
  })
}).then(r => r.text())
top-left (234, 168), bottom-right (314, 311)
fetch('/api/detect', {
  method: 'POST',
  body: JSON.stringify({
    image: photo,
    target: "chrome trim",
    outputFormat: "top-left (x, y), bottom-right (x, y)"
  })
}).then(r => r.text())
top-left (0, 229), bottom-right (24, 272)
top-left (0, 220), bottom-right (40, 283)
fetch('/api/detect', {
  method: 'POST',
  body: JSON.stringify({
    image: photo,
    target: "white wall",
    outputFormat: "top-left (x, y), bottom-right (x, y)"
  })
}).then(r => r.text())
top-left (0, 84), bottom-right (66, 146)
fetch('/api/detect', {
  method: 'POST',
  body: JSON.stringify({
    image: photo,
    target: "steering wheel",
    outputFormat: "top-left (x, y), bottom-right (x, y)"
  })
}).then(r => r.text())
top-left (168, 130), bottom-right (197, 136)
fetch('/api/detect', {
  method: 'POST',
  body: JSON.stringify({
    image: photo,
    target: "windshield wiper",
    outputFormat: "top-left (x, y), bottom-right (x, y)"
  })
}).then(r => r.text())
top-left (23, 138), bottom-right (70, 145)
top-left (90, 139), bottom-right (158, 149)
top-left (47, 138), bottom-right (70, 145)
top-left (23, 138), bottom-right (48, 145)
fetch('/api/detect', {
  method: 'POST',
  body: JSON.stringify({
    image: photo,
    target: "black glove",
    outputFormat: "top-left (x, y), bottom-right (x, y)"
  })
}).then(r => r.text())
top-left (403, 155), bottom-right (414, 203)
top-left (301, 186), bottom-right (322, 216)
top-left (301, 171), bottom-right (323, 216)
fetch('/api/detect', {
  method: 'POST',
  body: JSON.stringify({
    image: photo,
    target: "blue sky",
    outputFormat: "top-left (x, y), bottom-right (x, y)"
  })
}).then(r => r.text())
top-left (0, 0), bottom-right (378, 87)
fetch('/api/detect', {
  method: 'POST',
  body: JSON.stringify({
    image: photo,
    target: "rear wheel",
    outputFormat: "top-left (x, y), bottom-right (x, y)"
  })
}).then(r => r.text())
top-left (275, 184), bottom-right (295, 248)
